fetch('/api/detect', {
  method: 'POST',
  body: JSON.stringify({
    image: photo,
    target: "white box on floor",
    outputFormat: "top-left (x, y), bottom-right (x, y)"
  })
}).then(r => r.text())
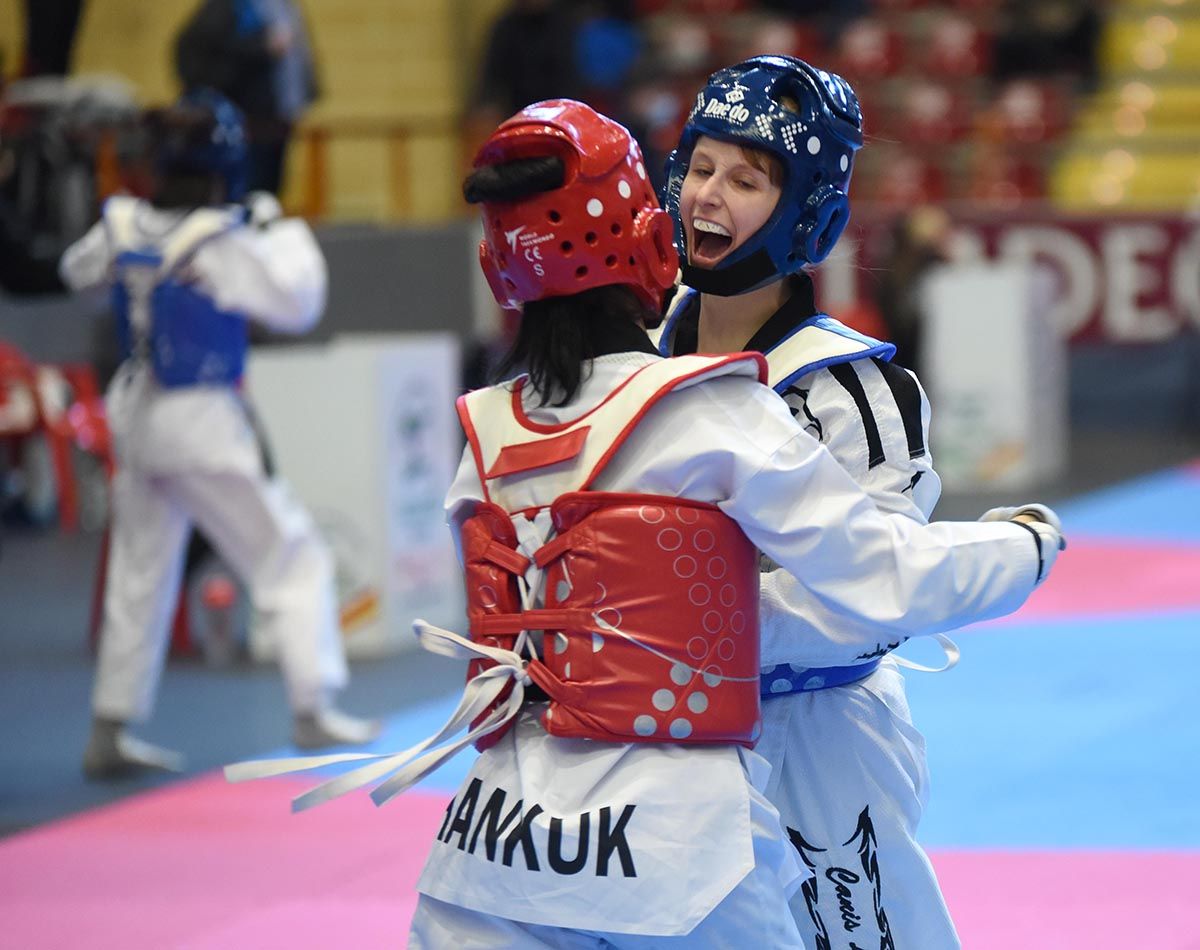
top-left (920, 262), bottom-right (1067, 490)
top-left (245, 333), bottom-right (464, 657)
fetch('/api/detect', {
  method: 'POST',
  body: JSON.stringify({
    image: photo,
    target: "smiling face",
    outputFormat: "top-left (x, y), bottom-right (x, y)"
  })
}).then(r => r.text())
top-left (678, 135), bottom-right (784, 269)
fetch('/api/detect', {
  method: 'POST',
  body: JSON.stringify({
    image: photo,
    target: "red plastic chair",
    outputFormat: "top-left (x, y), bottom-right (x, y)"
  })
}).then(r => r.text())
top-left (0, 342), bottom-right (80, 530)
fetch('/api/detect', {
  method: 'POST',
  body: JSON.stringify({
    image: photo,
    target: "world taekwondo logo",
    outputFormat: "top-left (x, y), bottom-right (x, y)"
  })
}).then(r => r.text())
top-left (505, 226), bottom-right (526, 253)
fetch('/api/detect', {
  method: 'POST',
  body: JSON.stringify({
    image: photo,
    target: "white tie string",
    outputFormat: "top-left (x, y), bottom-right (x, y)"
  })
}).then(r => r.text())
top-left (224, 620), bottom-right (532, 811)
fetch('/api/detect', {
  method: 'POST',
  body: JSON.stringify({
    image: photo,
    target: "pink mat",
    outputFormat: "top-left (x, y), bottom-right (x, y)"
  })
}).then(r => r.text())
top-left (1001, 538), bottom-right (1200, 621)
top-left (3, 773), bottom-right (1199, 948)
top-left (0, 774), bottom-right (443, 950)
top-left (934, 850), bottom-right (1200, 950)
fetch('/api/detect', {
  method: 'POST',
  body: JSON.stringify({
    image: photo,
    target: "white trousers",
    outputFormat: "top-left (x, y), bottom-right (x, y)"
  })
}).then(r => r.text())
top-left (755, 660), bottom-right (960, 950)
top-left (91, 373), bottom-right (347, 722)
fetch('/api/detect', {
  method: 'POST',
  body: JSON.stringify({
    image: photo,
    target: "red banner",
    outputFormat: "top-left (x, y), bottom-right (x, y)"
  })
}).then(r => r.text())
top-left (816, 213), bottom-right (1200, 344)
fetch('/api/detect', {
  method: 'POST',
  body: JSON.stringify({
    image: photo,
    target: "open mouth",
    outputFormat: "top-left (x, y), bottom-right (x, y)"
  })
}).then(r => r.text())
top-left (690, 219), bottom-right (733, 266)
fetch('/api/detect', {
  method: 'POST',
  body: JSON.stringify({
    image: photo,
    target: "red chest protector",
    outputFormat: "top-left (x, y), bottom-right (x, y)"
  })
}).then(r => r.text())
top-left (457, 353), bottom-right (768, 750)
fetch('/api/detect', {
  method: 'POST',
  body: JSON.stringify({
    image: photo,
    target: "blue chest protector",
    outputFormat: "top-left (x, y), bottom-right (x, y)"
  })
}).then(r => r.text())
top-left (107, 201), bottom-right (249, 389)
top-left (655, 286), bottom-right (898, 697)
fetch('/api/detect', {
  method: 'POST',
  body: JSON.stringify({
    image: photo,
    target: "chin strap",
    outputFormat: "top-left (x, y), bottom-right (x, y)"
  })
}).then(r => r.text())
top-left (682, 247), bottom-right (779, 297)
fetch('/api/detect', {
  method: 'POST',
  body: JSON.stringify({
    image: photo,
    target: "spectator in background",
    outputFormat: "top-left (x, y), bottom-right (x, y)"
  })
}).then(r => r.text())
top-left (873, 205), bottom-right (953, 376)
top-left (573, 0), bottom-right (642, 123)
top-left (468, 0), bottom-right (580, 144)
top-left (462, 0), bottom-right (583, 389)
top-left (175, 0), bottom-right (318, 195)
top-left (0, 131), bottom-right (65, 294)
top-left (21, 0), bottom-right (86, 77)
top-left (757, 0), bottom-right (869, 48)
top-left (991, 0), bottom-right (1102, 91)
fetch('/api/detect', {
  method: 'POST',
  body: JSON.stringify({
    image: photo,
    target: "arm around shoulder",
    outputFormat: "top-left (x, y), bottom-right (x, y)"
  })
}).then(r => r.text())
top-left (730, 431), bottom-right (1050, 655)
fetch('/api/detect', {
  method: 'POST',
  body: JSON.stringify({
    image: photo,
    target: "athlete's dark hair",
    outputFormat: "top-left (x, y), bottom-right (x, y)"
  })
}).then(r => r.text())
top-left (464, 156), bottom-right (658, 406)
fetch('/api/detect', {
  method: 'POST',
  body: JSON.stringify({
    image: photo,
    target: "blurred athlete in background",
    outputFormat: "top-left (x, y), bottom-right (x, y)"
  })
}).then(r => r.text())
top-left (60, 89), bottom-right (378, 779)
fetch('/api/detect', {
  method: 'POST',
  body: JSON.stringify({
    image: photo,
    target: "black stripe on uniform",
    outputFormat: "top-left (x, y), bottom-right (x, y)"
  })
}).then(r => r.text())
top-left (871, 357), bottom-right (926, 460)
top-left (828, 362), bottom-right (885, 469)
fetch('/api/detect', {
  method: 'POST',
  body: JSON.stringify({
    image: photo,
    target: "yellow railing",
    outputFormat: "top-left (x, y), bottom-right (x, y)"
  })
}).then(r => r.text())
top-left (287, 115), bottom-right (466, 222)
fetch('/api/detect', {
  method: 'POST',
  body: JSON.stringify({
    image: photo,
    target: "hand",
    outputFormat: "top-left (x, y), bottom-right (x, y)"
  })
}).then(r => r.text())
top-left (979, 502), bottom-right (1066, 585)
top-left (266, 23), bottom-right (294, 57)
top-left (245, 190), bottom-right (283, 227)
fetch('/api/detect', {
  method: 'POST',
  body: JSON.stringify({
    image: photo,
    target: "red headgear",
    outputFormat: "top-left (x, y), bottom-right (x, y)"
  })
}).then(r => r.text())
top-left (473, 99), bottom-right (678, 315)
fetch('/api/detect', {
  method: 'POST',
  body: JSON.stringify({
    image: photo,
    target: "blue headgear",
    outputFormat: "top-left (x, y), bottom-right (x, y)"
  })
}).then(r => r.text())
top-left (663, 55), bottom-right (863, 296)
top-left (156, 88), bottom-right (248, 202)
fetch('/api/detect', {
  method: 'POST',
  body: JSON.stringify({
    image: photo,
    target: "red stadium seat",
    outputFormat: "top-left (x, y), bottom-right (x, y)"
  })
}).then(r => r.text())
top-left (948, 0), bottom-right (1003, 12)
top-left (871, 150), bottom-right (948, 209)
top-left (635, 0), bottom-right (674, 15)
top-left (966, 147), bottom-right (1045, 207)
top-left (895, 80), bottom-right (973, 145)
top-left (873, 0), bottom-right (934, 11)
top-left (837, 17), bottom-right (905, 81)
top-left (989, 80), bottom-right (1070, 144)
top-left (919, 14), bottom-right (991, 78)
top-left (683, 0), bottom-right (751, 13)
top-left (721, 18), bottom-right (827, 65)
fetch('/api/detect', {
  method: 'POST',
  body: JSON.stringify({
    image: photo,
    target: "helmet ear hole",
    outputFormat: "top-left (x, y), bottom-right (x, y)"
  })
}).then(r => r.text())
top-left (796, 186), bottom-right (849, 266)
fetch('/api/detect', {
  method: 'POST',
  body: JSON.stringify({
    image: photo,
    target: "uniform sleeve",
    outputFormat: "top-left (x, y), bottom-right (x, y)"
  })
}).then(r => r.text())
top-left (58, 219), bottom-right (113, 292)
top-left (191, 218), bottom-right (328, 333)
top-left (778, 358), bottom-right (940, 522)
top-left (720, 388), bottom-right (1041, 668)
top-left (761, 358), bottom-right (951, 665)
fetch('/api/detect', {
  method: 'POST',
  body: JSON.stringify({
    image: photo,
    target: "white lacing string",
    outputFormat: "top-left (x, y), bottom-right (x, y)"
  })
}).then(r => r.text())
top-left (225, 621), bottom-right (531, 811)
top-left (591, 613), bottom-right (761, 683)
top-left (892, 633), bottom-right (960, 674)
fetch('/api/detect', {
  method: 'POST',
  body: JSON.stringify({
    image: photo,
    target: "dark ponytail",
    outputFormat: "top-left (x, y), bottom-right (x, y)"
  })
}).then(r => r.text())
top-left (493, 285), bottom-right (655, 406)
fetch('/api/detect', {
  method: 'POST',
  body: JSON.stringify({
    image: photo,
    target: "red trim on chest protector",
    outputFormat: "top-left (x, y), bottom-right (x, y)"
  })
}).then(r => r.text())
top-left (485, 426), bottom-right (590, 479)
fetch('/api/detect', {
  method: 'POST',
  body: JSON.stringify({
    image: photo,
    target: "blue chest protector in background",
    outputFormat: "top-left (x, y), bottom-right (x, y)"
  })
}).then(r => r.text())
top-left (106, 198), bottom-right (249, 389)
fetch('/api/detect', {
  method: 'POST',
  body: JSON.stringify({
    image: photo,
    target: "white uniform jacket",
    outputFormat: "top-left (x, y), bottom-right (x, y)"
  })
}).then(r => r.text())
top-left (59, 198), bottom-right (343, 722)
top-left (58, 196), bottom-right (327, 476)
top-left (655, 278), bottom-right (968, 949)
top-left (654, 281), bottom-right (954, 669)
top-left (417, 347), bottom-right (1042, 937)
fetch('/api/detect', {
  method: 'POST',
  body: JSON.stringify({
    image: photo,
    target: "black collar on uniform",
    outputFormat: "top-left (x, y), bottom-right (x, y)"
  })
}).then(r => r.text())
top-left (669, 274), bottom-right (819, 356)
top-left (589, 316), bottom-right (662, 359)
